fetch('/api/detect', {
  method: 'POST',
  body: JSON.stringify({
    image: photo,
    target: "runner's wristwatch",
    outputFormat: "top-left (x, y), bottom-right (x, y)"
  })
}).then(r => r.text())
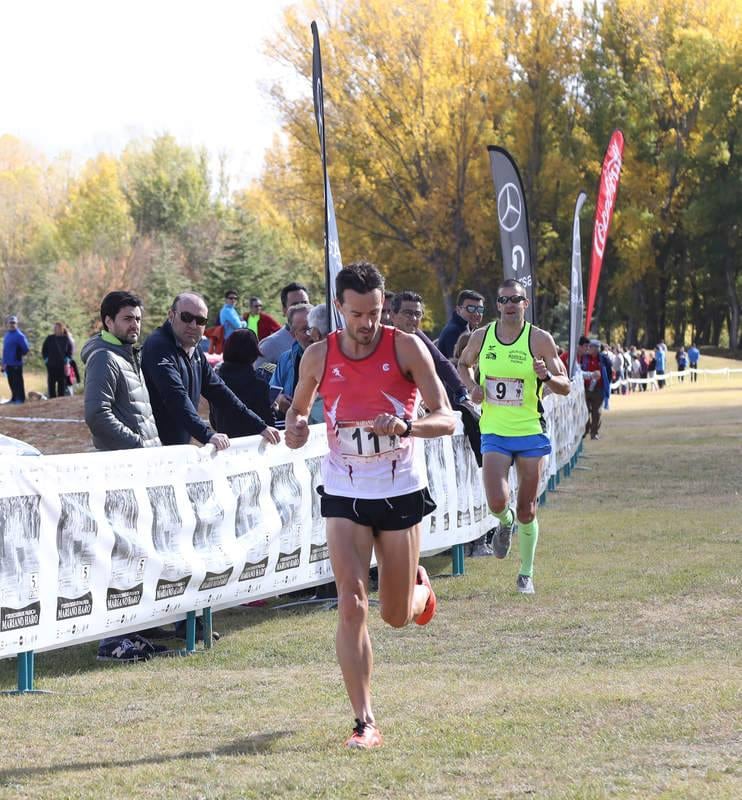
top-left (398, 417), bottom-right (413, 438)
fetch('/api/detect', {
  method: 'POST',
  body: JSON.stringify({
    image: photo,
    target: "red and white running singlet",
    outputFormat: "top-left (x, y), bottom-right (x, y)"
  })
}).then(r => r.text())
top-left (317, 326), bottom-right (426, 499)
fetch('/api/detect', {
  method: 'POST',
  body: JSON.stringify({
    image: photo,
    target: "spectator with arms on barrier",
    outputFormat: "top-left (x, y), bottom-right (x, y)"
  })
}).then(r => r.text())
top-left (142, 292), bottom-right (280, 450)
top-left (284, 261), bottom-right (455, 749)
top-left (457, 278), bottom-right (570, 594)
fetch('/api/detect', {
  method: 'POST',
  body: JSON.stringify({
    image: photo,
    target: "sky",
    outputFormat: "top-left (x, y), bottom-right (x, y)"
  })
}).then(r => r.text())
top-left (0, 0), bottom-right (300, 188)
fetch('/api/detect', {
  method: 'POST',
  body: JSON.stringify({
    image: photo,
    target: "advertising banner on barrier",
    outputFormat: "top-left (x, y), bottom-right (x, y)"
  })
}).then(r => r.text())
top-left (311, 21), bottom-right (344, 332)
top-left (0, 383), bottom-right (588, 661)
top-left (0, 419), bottom-right (492, 659)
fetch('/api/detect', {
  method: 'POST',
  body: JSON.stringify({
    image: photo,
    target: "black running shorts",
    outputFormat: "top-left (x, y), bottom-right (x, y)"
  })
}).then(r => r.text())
top-left (318, 486), bottom-right (437, 533)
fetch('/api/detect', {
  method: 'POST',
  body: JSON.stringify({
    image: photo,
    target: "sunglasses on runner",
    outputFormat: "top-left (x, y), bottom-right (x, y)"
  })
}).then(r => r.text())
top-left (497, 295), bottom-right (527, 305)
top-left (400, 309), bottom-right (424, 319)
top-left (464, 304), bottom-right (485, 314)
top-left (179, 311), bottom-right (208, 326)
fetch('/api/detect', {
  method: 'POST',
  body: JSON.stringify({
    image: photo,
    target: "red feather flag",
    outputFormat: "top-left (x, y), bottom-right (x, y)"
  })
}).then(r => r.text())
top-left (585, 130), bottom-right (624, 335)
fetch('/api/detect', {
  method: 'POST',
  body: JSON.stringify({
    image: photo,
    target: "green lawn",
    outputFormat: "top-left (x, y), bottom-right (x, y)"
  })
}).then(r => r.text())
top-left (1, 366), bottom-right (740, 799)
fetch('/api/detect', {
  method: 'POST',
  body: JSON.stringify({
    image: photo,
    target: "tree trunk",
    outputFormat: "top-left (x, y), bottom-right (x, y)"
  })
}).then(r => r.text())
top-left (724, 257), bottom-right (740, 350)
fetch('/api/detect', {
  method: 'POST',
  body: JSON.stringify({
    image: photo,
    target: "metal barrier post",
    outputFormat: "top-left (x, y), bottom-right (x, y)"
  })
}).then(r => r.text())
top-left (202, 607), bottom-right (213, 650)
top-left (452, 544), bottom-right (465, 576)
top-left (185, 610), bottom-right (197, 654)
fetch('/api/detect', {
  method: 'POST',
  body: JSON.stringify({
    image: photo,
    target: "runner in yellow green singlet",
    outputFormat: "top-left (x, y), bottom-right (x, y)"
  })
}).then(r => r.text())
top-left (457, 279), bottom-right (570, 594)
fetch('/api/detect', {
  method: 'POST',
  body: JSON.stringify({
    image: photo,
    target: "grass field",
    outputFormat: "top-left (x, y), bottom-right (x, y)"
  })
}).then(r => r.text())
top-left (1, 362), bottom-right (740, 799)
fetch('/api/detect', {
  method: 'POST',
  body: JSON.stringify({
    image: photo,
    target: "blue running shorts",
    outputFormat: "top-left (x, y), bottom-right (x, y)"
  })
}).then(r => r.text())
top-left (481, 432), bottom-right (552, 461)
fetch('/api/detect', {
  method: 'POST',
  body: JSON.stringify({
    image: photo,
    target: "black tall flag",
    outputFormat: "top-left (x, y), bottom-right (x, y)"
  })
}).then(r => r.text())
top-left (487, 146), bottom-right (535, 323)
top-left (569, 191), bottom-right (588, 378)
top-left (311, 21), bottom-right (344, 332)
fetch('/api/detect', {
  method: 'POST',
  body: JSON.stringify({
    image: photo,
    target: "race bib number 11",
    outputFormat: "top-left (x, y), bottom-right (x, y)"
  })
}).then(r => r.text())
top-left (485, 377), bottom-right (524, 406)
top-left (336, 423), bottom-right (399, 458)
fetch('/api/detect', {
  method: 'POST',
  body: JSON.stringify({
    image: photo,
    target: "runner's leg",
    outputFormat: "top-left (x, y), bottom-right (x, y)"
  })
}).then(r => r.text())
top-left (326, 518), bottom-right (375, 724)
top-left (513, 455), bottom-right (545, 577)
top-left (483, 451), bottom-right (515, 525)
top-left (374, 523), bottom-right (427, 627)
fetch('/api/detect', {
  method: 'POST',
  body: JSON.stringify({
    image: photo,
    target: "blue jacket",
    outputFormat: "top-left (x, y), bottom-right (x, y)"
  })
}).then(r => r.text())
top-left (2, 329), bottom-right (30, 368)
top-left (219, 304), bottom-right (246, 340)
top-left (142, 321), bottom-right (266, 446)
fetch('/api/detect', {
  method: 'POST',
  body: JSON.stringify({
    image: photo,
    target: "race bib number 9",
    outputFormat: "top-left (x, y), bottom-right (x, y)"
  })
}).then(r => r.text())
top-left (336, 422), bottom-right (399, 459)
top-left (485, 377), bottom-right (524, 406)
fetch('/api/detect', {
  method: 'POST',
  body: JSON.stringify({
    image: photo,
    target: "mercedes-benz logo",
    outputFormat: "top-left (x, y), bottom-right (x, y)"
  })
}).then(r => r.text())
top-left (497, 183), bottom-right (522, 232)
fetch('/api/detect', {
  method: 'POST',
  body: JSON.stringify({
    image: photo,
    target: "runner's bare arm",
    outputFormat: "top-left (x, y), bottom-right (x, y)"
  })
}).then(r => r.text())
top-left (456, 327), bottom-right (487, 404)
top-left (532, 328), bottom-right (570, 396)
top-left (386, 333), bottom-right (455, 439)
top-left (285, 340), bottom-right (326, 449)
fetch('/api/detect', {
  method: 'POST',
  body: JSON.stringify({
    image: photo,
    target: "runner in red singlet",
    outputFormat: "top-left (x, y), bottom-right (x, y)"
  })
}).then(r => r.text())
top-left (285, 261), bottom-right (455, 749)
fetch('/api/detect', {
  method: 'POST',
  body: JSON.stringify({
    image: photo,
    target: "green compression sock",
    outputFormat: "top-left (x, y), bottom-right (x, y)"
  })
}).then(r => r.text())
top-left (492, 507), bottom-right (514, 528)
top-left (518, 517), bottom-right (539, 578)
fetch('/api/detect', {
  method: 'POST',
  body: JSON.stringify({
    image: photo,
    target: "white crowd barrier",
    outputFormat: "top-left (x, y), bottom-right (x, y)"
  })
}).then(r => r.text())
top-left (0, 379), bottom-right (586, 661)
top-left (609, 366), bottom-right (742, 391)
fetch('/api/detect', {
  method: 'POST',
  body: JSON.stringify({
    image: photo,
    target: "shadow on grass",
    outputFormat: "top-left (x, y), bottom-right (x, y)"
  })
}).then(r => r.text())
top-left (0, 730), bottom-right (292, 781)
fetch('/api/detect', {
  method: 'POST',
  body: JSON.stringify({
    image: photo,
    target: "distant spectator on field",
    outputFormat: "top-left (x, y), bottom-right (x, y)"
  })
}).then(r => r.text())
top-left (688, 342), bottom-right (700, 382)
top-left (142, 292), bottom-right (280, 449)
top-left (42, 322), bottom-right (73, 398)
top-left (654, 343), bottom-right (666, 388)
top-left (219, 289), bottom-right (247, 340)
top-left (638, 349), bottom-right (648, 392)
top-left (437, 289), bottom-right (485, 359)
top-left (2, 315), bottom-right (29, 404)
top-left (243, 296), bottom-right (281, 341)
top-left (676, 347), bottom-right (688, 382)
top-left (647, 352), bottom-right (658, 391)
top-left (210, 328), bottom-right (275, 436)
top-left (581, 338), bottom-right (610, 440)
top-left (255, 282), bottom-right (310, 367)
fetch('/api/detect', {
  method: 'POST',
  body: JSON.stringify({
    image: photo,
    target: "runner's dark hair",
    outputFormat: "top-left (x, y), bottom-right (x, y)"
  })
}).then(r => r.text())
top-left (335, 261), bottom-right (385, 303)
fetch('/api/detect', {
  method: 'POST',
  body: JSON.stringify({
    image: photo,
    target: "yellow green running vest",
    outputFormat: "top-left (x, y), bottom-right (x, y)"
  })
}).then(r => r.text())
top-left (478, 321), bottom-right (546, 436)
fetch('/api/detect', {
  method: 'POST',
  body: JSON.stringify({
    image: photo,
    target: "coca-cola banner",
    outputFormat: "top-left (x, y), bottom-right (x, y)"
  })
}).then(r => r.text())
top-left (487, 146), bottom-right (535, 323)
top-left (569, 191), bottom-right (588, 378)
top-left (311, 21), bottom-right (344, 332)
top-left (585, 130), bottom-right (624, 335)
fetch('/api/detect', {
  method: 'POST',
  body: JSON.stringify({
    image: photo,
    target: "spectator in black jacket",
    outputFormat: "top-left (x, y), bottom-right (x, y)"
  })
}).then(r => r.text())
top-left (436, 289), bottom-right (485, 358)
top-left (390, 291), bottom-right (471, 407)
top-left (210, 329), bottom-right (275, 436)
top-left (142, 292), bottom-right (280, 449)
top-left (42, 322), bottom-right (73, 398)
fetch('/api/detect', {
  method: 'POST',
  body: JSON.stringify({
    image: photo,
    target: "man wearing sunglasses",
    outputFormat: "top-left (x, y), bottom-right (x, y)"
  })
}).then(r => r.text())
top-left (437, 289), bottom-right (486, 359)
top-left (219, 290), bottom-right (247, 341)
top-left (457, 279), bottom-right (570, 594)
top-left (142, 292), bottom-right (280, 449)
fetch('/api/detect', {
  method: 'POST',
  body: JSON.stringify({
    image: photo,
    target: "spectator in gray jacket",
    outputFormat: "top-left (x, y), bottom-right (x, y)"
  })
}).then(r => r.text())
top-left (81, 291), bottom-right (164, 663)
top-left (81, 291), bottom-right (160, 450)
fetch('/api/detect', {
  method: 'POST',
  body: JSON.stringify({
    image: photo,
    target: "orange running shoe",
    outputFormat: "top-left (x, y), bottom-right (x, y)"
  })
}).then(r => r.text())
top-left (415, 564), bottom-right (437, 625)
top-left (345, 719), bottom-right (383, 749)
